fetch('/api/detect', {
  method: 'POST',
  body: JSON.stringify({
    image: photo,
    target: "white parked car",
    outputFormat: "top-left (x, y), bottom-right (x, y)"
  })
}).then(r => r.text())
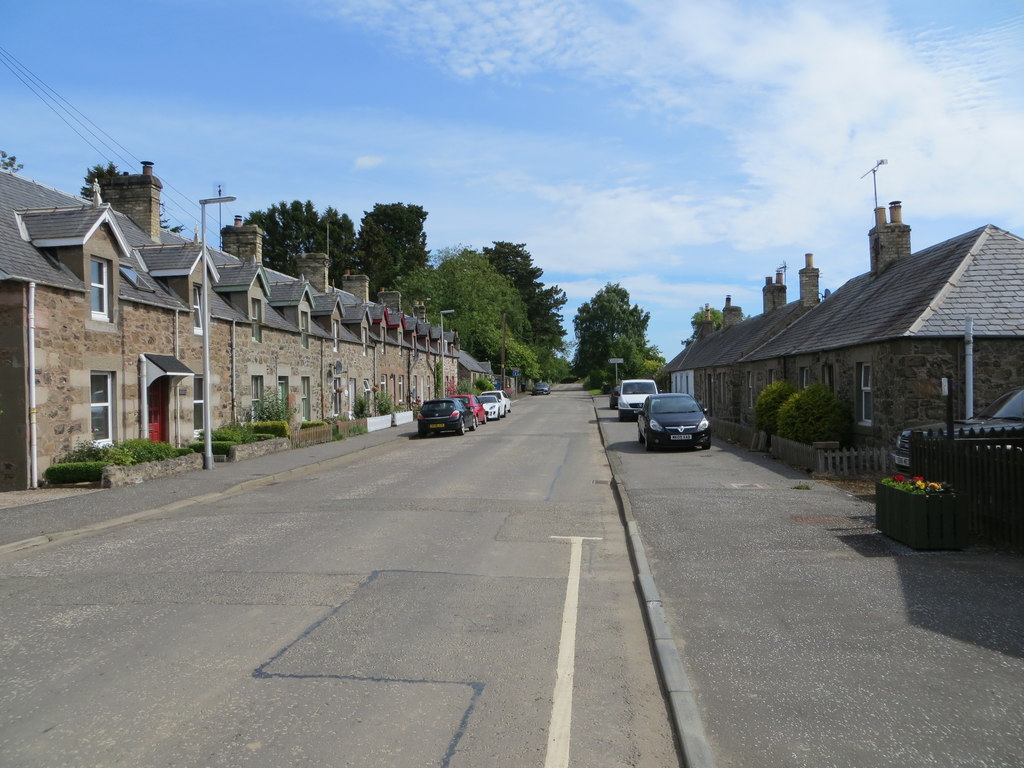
top-left (480, 390), bottom-right (511, 417)
top-left (477, 394), bottom-right (502, 421)
top-left (617, 379), bottom-right (658, 421)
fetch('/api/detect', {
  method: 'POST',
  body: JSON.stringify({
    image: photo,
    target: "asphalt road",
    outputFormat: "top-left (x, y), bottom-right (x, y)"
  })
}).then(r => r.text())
top-left (601, 405), bottom-right (1024, 768)
top-left (0, 386), bottom-right (678, 768)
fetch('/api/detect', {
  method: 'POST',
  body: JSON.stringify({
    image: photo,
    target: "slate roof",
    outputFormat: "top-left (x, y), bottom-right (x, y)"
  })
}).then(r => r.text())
top-left (745, 226), bottom-right (1023, 361)
top-left (136, 242), bottom-right (203, 275)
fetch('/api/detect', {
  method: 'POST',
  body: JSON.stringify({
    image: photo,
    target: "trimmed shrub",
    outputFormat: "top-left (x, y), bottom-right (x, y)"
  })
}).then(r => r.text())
top-left (175, 447), bottom-right (193, 457)
top-left (117, 439), bottom-right (179, 464)
top-left (776, 384), bottom-right (853, 445)
top-left (754, 380), bottom-right (797, 436)
top-left (300, 421), bottom-right (328, 429)
top-left (189, 441), bottom-right (236, 455)
top-left (474, 377), bottom-right (493, 393)
top-left (55, 440), bottom-right (108, 464)
top-left (252, 420), bottom-right (290, 437)
top-left (251, 390), bottom-right (294, 422)
top-left (210, 423), bottom-right (258, 444)
top-left (44, 461), bottom-right (106, 484)
top-left (253, 433), bottom-right (276, 441)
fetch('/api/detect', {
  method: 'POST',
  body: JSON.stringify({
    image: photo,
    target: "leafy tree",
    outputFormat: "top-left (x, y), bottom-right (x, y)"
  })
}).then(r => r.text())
top-left (1, 150), bottom-right (23, 173)
top-left (572, 283), bottom-right (660, 387)
top-left (483, 242), bottom-right (566, 351)
top-left (353, 203), bottom-right (429, 295)
top-left (754, 380), bottom-right (797, 436)
top-left (246, 201), bottom-right (354, 277)
top-left (399, 246), bottom-right (528, 365)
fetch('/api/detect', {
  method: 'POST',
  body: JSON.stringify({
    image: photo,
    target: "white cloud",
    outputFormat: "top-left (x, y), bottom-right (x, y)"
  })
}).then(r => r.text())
top-left (354, 156), bottom-right (384, 170)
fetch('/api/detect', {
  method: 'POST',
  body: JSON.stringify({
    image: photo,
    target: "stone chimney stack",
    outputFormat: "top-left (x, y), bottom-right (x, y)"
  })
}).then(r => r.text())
top-left (696, 303), bottom-right (715, 339)
top-left (342, 273), bottom-right (370, 304)
top-left (378, 290), bottom-right (402, 315)
top-left (870, 200), bottom-right (912, 275)
top-left (762, 271), bottom-right (787, 314)
top-left (798, 252), bottom-right (820, 308)
top-left (100, 160), bottom-right (163, 242)
top-left (295, 253), bottom-right (330, 292)
top-left (221, 216), bottom-right (264, 264)
top-left (722, 295), bottom-right (743, 328)
top-left (413, 302), bottom-right (427, 322)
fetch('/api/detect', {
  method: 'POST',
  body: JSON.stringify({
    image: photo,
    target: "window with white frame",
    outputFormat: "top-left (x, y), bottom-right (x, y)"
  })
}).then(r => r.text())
top-left (277, 376), bottom-right (288, 402)
top-left (301, 376), bottom-right (311, 421)
top-left (193, 376), bottom-right (204, 435)
top-left (90, 371), bottom-right (114, 443)
top-left (858, 363), bottom-right (873, 424)
top-left (746, 371), bottom-right (753, 408)
top-left (362, 326), bottom-right (368, 355)
top-left (300, 311), bottom-right (310, 349)
top-left (332, 319), bottom-right (340, 353)
top-left (398, 375), bottom-right (404, 404)
top-left (193, 285), bottom-right (203, 333)
top-left (380, 375), bottom-right (387, 393)
top-left (90, 258), bottom-right (111, 321)
top-left (251, 298), bottom-right (262, 342)
top-left (799, 366), bottom-right (810, 389)
top-left (251, 375), bottom-right (264, 416)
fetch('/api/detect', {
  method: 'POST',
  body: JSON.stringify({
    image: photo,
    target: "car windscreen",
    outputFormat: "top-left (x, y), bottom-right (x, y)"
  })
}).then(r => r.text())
top-left (478, 396), bottom-right (497, 403)
top-left (651, 397), bottom-right (700, 414)
top-left (421, 402), bottom-right (456, 416)
top-left (622, 382), bottom-right (657, 394)
top-left (976, 389), bottom-right (1024, 420)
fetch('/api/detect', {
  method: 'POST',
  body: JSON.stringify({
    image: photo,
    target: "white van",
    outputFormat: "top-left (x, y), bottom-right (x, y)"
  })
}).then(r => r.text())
top-left (617, 379), bottom-right (658, 421)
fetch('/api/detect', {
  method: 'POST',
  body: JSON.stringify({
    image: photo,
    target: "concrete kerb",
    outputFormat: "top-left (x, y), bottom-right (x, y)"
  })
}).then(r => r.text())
top-left (594, 396), bottom-right (718, 768)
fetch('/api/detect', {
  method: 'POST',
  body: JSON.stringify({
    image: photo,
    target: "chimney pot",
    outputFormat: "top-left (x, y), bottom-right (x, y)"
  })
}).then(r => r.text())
top-left (725, 295), bottom-right (732, 307)
top-left (141, 161), bottom-right (154, 176)
top-left (775, 271), bottom-right (784, 285)
top-left (234, 215), bottom-right (242, 227)
top-left (805, 252), bottom-right (814, 267)
top-left (889, 200), bottom-right (903, 224)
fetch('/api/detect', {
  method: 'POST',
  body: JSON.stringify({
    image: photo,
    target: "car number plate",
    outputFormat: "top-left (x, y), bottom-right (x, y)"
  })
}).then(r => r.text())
top-left (430, 423), bottom-right (445, 429)
top-left (894, 455), bottom-right (910, 467)
top-left (671, 434), bottom-right (691, 440)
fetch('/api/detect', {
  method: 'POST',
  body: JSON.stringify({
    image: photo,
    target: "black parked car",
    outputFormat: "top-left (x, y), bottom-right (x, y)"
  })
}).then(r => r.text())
top-left (417, 398), bottom-right (470, 437)
top-left (533, 382), bottom-right (551, 395)
top-left (891, 387), bottom-right (1024, 471)
top-left (637, 393), bottom-right (711, 451)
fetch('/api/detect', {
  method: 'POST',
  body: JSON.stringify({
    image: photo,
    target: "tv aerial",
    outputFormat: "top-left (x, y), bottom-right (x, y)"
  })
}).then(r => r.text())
top-left (860, 159), bottom-right (888, 209)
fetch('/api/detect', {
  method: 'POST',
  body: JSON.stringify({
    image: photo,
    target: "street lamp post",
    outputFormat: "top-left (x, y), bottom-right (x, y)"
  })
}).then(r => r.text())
top-left (439, 309), bottom-right (454, 396)
top-left (199, 195), bottom-right (236, 470)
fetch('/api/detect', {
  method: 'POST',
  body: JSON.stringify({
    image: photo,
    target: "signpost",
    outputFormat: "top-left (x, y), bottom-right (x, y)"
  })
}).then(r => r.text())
top-left (608, 357), bottom-right (624, 387)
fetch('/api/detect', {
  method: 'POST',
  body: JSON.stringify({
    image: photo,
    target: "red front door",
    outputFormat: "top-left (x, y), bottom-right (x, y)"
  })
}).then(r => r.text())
top-left (147, 378), bottom-right (169, 442)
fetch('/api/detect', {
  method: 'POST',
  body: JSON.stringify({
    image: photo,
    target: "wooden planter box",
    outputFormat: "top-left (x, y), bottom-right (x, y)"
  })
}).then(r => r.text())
top-left (875, 483), bottom-right (968, 550)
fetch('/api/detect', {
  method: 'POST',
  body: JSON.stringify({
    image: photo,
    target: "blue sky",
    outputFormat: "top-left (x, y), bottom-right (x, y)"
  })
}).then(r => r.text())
top-left (4, 0), bottom-right (1022, 360)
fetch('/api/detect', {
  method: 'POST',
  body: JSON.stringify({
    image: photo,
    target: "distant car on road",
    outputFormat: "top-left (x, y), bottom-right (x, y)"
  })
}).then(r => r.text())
top-left (617, 379), bottom-right (658, 421)
top-left (637, 393), bottom-right (711, 451)
top-left (477, 394), bottom-right (501, 422)
top-left (451, 394), bottom-right (486, 428)
top-left (609, 385), bottom-right (620, 409)
top-left (417, 398), bottom-right (470, 437)
top-left (891, 387), bottom-right (1024, 471)
top-left (532, 382), bottom-right (551, 395)
top-left (481, 390), bottom-right (512, 417)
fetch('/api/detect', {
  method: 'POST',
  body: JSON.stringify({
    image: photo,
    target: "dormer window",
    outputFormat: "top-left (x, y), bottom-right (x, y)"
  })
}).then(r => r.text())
top-left (193, 285), bottom-right (203, 334)
top-left (251, 298), bottom-right (262, 343)
top-left (300, 310), bottom-right (310, 349)
top-left (90, 258), bottom-right (111, 321)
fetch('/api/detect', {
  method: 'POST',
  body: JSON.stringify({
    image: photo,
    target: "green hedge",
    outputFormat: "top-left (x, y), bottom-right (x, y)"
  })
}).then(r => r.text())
top-left (251, 420), bottom-right (290, 437)
top-left (300, 421), bottom-right (328, 429)
top-left (189, 441), bottom-right (237, 456)
top-left (44, 462), bottom-right (107, 484)
top-left (776, 384), bottom-right (853, 445)
top-left (754, 380), bottom-right (797, 436)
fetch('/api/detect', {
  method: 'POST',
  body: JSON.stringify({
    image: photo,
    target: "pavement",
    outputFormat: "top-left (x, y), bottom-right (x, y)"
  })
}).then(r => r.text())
top-left (596, 403), bottom-right (1024, 768)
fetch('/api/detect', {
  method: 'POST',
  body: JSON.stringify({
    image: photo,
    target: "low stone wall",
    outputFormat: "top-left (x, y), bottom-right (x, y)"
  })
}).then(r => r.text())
top-left (101, 452), bottom-right (203, 488)
top-left (228, 437), bottom-right (291, 462)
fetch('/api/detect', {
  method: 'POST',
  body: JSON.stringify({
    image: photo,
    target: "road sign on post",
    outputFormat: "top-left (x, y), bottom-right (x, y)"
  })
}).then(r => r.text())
top-left (608, 358), bottom-right (624, 386)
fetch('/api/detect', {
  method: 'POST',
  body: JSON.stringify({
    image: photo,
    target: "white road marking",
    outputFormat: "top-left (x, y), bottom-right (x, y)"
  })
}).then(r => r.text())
top-left (545, 535), bottom-right (602, 768)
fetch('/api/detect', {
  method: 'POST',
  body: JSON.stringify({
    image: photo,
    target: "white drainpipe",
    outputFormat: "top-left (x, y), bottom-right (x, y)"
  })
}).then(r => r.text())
top-left (964, 317), bottom-right (974, 418)
top-left (139, 354), bottom-right (149, 440)
top-left (27, 282), bottom-right (38, 488)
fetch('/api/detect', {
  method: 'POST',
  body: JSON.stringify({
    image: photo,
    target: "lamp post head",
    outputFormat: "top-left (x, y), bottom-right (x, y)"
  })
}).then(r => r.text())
top-left (200, 195), bottom-right (237, 206)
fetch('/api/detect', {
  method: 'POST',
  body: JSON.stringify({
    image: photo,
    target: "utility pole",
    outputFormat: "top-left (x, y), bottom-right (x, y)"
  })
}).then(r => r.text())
top-left (500, 313), bottom-right (507, 390)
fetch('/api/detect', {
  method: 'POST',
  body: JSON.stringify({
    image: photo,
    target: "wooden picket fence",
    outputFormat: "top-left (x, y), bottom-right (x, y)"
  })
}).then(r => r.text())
top-left (290, 423), bottom-right (334, 448)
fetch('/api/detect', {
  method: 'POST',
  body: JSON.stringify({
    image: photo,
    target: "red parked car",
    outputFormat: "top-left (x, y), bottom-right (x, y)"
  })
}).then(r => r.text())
top-left (451, 394), bottom-right (487, 428)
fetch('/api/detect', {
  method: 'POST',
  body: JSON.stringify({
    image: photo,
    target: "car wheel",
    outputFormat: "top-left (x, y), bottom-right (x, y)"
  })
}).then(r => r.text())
top-left (638, 427), bottom-right (645, 444)
top-left (472, 415), bottom-right (479, 431)
top-left (456, 418), bottom-right (466, 436)
top-left (645, 432), bottom-right (655, 451)
top-left (618, 411), bottom-right (626, 422)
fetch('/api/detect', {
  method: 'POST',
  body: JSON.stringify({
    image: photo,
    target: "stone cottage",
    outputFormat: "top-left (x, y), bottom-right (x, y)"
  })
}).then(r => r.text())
top-left (665, 202), bottom-right (1024, 448)
top-left (0, 164), bottom-right (460, 489)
